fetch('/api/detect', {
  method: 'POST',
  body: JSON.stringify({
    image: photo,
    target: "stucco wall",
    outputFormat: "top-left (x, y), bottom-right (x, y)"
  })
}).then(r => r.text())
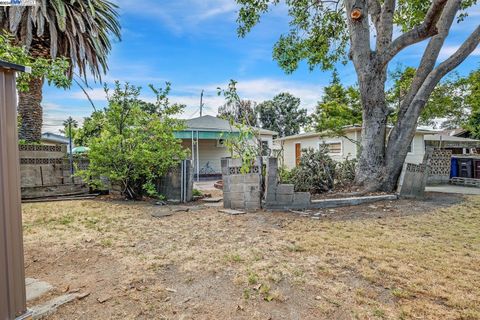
top-left (279, 130), bottom-right (425, 169)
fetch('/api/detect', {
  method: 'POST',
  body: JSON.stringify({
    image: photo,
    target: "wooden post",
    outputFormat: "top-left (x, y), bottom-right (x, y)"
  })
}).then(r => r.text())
top-left (0, 60), bottom-right (31, 320)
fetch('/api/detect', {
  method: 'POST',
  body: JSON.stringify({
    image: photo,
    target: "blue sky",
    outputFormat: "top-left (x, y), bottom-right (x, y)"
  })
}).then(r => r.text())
top-left (42, 0), bottom-right (480, 133)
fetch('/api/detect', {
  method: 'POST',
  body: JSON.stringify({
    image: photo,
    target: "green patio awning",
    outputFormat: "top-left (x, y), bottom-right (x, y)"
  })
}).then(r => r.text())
top-left (174, 130), bottom-right (240, 140)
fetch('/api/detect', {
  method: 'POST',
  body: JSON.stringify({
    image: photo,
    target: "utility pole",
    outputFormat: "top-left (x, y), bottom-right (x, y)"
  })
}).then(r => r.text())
top-left (68, 121), bottom-right (73, 176)
top-left (200, 90), bottom-right (204, 117)
top-left (63, 117), bottom-right (77, 180)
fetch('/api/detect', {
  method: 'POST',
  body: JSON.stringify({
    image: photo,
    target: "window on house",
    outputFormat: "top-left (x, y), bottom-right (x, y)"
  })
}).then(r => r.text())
top-left (407, 141), bottom-right (413, 153)
top-left (323, 142), bottom-right (342, 154)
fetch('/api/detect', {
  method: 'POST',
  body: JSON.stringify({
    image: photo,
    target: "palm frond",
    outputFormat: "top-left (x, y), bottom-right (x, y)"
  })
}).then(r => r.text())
top-left (0, 0), bottom-right (121, 81)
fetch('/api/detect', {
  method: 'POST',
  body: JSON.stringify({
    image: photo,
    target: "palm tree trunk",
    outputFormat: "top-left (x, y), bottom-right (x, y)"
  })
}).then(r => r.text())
top-left (18, 77), bottom-right (44, 142)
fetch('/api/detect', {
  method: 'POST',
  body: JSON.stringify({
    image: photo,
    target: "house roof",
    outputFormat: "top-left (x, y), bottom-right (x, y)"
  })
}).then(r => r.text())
top-left (276, 125), bottom-right (438, 142)
top-left (424, 134), bottom-right (480, 148)
top-left (41, 132), bottom-right (69, 144)
top-left (184, 115), bottom-right (277, 136)
top-left (439, 128), bottom-right (468, 137)
top-left (424, 134), bottom-right (480, 142)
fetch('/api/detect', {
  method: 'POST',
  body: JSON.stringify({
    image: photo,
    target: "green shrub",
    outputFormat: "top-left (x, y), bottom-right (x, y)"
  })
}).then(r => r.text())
top-left (289, 147), bottom-right (336, 193)
top-left (78, 82), bottom-right (187, 200)
top-left (192, 189), bottom-right (203, 197)
top-left (335, 157), bottom-right (357, 186)
top-left (285, 147), bottom-right (357, 194)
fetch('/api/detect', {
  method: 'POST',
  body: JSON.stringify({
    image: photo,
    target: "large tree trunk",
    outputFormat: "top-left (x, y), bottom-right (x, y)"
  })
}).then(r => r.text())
top-left (18, 77), bottom-right (44, 142)
top-left (345, 0), bottom-right (480, 194)
top-left (354, 72), bottom-right (389, 190)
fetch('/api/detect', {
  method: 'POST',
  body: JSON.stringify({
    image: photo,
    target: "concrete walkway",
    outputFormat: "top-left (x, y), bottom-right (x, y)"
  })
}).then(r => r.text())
top-left (426, 185), bottom-right (480, 195)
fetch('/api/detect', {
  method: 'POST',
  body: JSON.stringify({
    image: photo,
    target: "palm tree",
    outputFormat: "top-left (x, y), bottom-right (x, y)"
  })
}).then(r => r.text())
top-left (0, 0), bottom-right (121, 142)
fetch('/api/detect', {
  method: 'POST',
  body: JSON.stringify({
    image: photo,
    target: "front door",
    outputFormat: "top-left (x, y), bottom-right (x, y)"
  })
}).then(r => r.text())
top-left (295, 143), bottom-right (301, 166)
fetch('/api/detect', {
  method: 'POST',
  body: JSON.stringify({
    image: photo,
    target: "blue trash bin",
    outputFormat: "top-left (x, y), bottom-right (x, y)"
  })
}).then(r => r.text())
top-left (451, 158), bottom-right (458, 178)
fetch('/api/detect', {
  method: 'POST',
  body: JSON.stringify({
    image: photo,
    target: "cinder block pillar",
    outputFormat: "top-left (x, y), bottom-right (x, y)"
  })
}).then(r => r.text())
top-left (264, 157), bottom-right (278, 203)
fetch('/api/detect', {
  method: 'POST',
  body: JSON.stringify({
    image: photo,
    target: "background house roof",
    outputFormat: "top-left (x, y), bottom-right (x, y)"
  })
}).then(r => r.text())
top-left (276, 126), bottom-right (438, 141)
top-left (41, 132), bottom-right (69, 145)
top-left (424, 134), bottom-right (480, 142)
top-left (184, 115), bottom-right (277, 136)
top-left (424, 134), bottom-right (480, 148)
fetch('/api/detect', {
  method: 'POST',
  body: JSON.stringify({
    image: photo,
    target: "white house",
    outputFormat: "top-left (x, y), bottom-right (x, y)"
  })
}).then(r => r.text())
top-left (275, 126), bottom-right (435, 169)
top-left (174, 115), bottom-right (277, 179)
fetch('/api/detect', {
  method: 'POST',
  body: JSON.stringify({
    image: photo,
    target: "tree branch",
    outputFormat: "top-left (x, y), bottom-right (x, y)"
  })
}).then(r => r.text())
top-left (416, 25), bottom-right (480, 110)
top-left (375, 0), bottom-right (395, 54)
top-left (394, 0), bottom-right (460, 122)
top-left (380, 0), bottom-right (449, 65)
top-left (346, 0), bottom-right (372, 74)
top-left (368, 0), bottom-right (382, 28)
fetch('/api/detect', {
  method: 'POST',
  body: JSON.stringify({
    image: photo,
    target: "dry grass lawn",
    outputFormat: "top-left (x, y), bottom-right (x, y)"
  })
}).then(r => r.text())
top-left (22, 195), bottom-right (480, 320)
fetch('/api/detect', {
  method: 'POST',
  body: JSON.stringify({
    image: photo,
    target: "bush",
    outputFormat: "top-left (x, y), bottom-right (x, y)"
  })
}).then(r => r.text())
top-left (288, 147), bottom-right (336, 193)
top-left (335, 158), bottom-right (357, 187)
top-left (284, 147), bottom-right (357, 194)
top-left (79, 82), bottom-right (187, 200)
top-left (192, 189), bottom-right (203, 197)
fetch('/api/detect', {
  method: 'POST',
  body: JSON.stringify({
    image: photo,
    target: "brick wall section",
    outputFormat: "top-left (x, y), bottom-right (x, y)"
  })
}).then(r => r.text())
top-left (264, 157), bottom-right (312, 210)
top-left (221, 158), bottom-right (261, 211)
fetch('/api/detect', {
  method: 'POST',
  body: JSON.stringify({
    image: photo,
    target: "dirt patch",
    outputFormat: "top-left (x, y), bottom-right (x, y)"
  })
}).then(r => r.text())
top-left (22, 193), bottom-right (479, 319)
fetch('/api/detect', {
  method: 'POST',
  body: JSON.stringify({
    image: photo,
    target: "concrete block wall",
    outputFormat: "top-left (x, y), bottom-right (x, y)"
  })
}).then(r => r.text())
top-left (264, 157), bottom-right (312, 210)
top-left (18, 144), bottom-right (89, 199)
top-left (221, 158), bottom-right (261, 211)
top-left (399, 163), bottom-right (428, 199)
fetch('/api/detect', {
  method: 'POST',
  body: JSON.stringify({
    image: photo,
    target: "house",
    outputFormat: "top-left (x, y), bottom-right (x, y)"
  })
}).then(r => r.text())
top-left (174, 115), bottom-right (277, 179)
top-left (41, 132), bottom-right (73, 152)
top-left (275, 126), bottom-right (435, 169)
top-left (424, 134), bottom-right (480, 155)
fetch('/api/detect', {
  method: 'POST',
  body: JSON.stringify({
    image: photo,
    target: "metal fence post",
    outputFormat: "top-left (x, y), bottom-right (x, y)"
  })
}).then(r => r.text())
top-left (0, 60), bottom-right (31, 320)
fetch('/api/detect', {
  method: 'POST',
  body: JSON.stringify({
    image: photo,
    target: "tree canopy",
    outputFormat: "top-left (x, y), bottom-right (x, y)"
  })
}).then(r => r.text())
top-left (313, 71), bottom-right (362, 135)
top-left (257, 92), bottom-right (308, 137)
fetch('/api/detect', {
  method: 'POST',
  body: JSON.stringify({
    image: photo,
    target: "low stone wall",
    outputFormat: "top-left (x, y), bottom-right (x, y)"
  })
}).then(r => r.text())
top-left (264, 157), bottom-right (398, 210)
top-left (19, 144), bottom-right (88, 199)
top-left (264, 157), bottom-right (311, 210)
top-left (221, 158), bottom-right (262, 211)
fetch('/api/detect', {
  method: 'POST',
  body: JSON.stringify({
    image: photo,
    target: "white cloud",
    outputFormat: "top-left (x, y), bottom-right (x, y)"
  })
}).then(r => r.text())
top-left (439, 45), bottom-right (480, 60)
top-left (168, 78), bottom-right (324, 117)
top-left (64, 78), bottom-right (324, 120)
top-left (116, 0), bottom-right (238, 35)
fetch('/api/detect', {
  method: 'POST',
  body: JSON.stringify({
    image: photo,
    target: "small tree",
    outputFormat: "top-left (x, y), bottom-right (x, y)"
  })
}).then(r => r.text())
top-left (218, 80), bottom-right (263, 173)
top-left (257, 92), bottom-right (308, 137)
top-left (80, 82), bottom-right (187, 200)
top-left (313, 72), bottom-right (362, 136)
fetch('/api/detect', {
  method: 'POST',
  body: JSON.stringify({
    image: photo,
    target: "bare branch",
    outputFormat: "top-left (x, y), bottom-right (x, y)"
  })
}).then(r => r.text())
top-left (368, 0), bottom-right (382, 27)
top-left (388, 24), bottom-right (479, 164)
top-left (380, 0), bottom-right (449, 65)
top-left (420, 25), bottom-right (480, 104)
top-left (346, 0), bottom-right (372, 73)
top-left (375, 0), bottom-right (396, 53)
top-left (394, 0), bottom-right (460, 121)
